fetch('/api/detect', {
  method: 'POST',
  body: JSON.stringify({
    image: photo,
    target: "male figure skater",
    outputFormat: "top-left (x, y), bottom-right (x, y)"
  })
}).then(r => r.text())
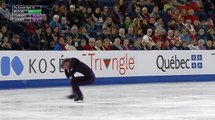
top-left (62, 58), bottom-right (95, 102)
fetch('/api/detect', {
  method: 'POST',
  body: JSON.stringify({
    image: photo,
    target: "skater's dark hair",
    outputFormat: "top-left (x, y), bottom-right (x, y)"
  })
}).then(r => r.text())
top-left (61, 58), bottom-right (71, 68)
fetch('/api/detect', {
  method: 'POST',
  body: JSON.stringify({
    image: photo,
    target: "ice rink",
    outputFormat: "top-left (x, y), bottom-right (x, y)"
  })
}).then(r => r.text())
top-left (1, 82), bottom-right (215, 120)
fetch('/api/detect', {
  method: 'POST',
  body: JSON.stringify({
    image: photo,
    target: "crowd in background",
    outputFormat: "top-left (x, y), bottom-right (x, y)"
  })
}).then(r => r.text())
top-left (0, 0), bottom-right (214, 51)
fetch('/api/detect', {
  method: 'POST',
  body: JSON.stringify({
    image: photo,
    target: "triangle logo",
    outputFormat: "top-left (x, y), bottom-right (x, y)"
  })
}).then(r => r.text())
top-left (103, 59), bottom-right (111, 69)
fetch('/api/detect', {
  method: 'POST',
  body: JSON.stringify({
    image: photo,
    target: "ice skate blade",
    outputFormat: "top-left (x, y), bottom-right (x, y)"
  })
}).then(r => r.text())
top-left (74, 100), bottom-right (84, 103)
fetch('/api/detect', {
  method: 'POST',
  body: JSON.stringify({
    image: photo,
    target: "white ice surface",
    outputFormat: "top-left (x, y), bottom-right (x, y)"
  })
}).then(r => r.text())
top-left (0, 82), bottom-right (215, 120)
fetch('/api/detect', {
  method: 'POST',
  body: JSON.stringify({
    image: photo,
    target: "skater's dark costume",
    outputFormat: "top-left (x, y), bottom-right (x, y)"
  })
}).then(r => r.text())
top-left (64, 58), bottom-right (95, 101)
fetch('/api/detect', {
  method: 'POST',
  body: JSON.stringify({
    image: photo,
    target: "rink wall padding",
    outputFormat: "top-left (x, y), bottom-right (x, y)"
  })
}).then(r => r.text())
top-left (1, 74), bottom-right (215, 90)
top-left (1, 51), bottom-right (215, 89)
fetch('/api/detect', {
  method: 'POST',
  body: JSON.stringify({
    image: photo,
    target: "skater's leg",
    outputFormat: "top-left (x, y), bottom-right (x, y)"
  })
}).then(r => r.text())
top-left (74, 76), bottom-right (94, 85)
top-left (71, 76), bottom-right (94, 101)
top-left (72, 80), bottom-right (83, 97)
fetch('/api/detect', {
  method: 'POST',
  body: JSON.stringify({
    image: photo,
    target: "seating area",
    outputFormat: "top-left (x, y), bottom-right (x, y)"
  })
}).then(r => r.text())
top-left (0, 0), bottom-right (214, 50)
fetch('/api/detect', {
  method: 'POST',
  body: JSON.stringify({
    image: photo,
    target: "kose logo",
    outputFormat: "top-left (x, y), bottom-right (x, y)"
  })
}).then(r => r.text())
top-left (87, 53), bottom-right (135, 75)
top-left (1, 56), bottom-right (24, 76)
top-left (156, 54), bottom-right (202, 72)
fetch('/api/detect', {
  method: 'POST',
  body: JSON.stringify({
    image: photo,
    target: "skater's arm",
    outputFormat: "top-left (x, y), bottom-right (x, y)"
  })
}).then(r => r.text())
top-left (65, 69), bottom-right (75, 79)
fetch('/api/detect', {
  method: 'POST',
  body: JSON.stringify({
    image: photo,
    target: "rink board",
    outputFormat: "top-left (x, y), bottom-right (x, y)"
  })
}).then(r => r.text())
top-left (1, 51), bottom-right (215, 89)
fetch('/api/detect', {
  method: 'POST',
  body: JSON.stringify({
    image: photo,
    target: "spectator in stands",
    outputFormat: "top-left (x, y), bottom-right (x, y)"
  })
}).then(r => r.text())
top-left (177, 17), bottom-right (186, 30)
top-left (188, 39), bottom-right (199, 50)
top-left (67, 25), bottom-right (81, 47)
top-left (212, 41), bottom-right (215, 49)
top-left (84, 38), bottom-right (96, 50)
top-left (207, 18), bottom-right (214, 29)
top-left (143, 28), bottom-right (153, 43)
top-left (54, 37), bottom-right (66, 50)
top-left (98, 28), bottom-right (110, 40)
top-left (40, 14), bottom-right (49, 31)
top-left (30, 27), bottom-right (42, 50)
top-left (152, 29), bottom-right (164, 45)
top-left (131, 5), bottom-right (142, 20)
top-left (152, 40), bottom-right (162, 50)
top-left (136, 29), bottom-right (144, 38)
top-left (92, 7), bottom-right (104, 30)
top-left (49, 5), bottom-right (61, 21)
top-left (0, 1), bottom-right (11, 20)
top-left (203, 0), bottom-right (215, 14)
top-left (0, 25), bottom-right (7, 41)
top-left (162, 40), bottom-right (171, 50)
top-left (82, 7), bottom-right (94, 31)
top-left (118, 28), bottom-right (126, 42)
top-left (67, 5), bottom-right (79, 27)
top-left (110, 4), bottom-right (124, 25)
top-left (126, 27), bottom-right (136, 45)
top-left (79, 26), bottom-right (90, 41)
top-left (44, 26), bottom-right (55, 50)
top-left (60, 17), bottom-right (69, 34)
top-left (102, 38), bottom-right (111, 50)
top-left (154, 17), bottom-right (165, 34)
top-left (147, 17), bottom-right (156, 30)
top-left (121, 38), bottom-right (130, 50)
top-left (180, 9), bottom-right (187, 19)
top-left (59, 5), bottom-right (67, 17)
top-left (141, 39), bottom-right (148, 50)
top-left (76, 39), bottom-right (86, 50)
top-left (173, 29), bottom-right (181, 42)
top-left (193, 20), bottom-right (201, 32)
top-left (185, 19), bottom-right (195, 32)
top-left (180, 41), bottom-right (190, 50)
top-left (172, 40), bottom-right (181, 50)
top-left (50, 15), bottom-right (61, 30)
top-left (127, 0), bottom-right (136, 15)
top-left (166, 29), bottom-right (175, 48)
top-left (189, 29), bottom-right (197, 41)
top-left (101, 6), bottom-right (109, 21)
top-left (147, 41), bottom-right (153, 50)
top-left (131, 38), bottom-right (142, 50)
top-left (198, 39), bottom-right (206, 50)
top-left (11, 34), bottom-right (23, 50)
top-left (150, 6), bottom-right (160, 19)
top-left (65, 36), bottom-right (76, 51)
top-left (167, 19), bottom-right (180, 31)
top-left (117, 0), bottom-right (126, 13)
top-left (111, 38), bottom-right (122, 50)
top-left (109, 27), bottom-right (118, 43)
top-left (197, 28), bottom-right (207, 42)
top-left (179, 28), bottom-right (190, 43)
top-left (102, 17), bottom-right (115, 32)
top-left (207, 28), bottom-right (215, 41)
top-left (163, 0), bottom-right (174, 11)
top-left (132, 18), bottom-right (141, 36)
top-left (1, 35), bottom-right (11, 50)
top-left (52, 26), bottom-right (60, 40)
top-left (142, 0), bottom-right (154, 13)
top-left (206, 40), bottom-right (214, 50)
top-left (161, 8), bottom-right (172, 26)
top-left (141, 7), bottom-right (150, 23)
top-left (172, 9), bottom-right (181, 23)
top-left (95, 40), bottom-right (103, 50)
top-left (123, 16), bottom-right (132, 31)
top-left (184, 9), bottom-right (198, 23)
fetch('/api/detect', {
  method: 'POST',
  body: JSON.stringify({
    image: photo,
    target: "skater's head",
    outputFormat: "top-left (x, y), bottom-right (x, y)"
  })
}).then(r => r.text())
top-left (62, 58), bottom-right (71, 69)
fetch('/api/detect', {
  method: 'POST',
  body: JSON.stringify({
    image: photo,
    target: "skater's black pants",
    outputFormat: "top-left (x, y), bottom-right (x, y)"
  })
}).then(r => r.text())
top-left (70, 76), bottom-right (94, 97)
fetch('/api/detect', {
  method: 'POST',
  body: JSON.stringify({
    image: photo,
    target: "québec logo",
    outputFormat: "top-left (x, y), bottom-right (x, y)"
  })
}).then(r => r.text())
top-left (156, 54), bottom-right (203, 72)
top-left (1, 56), bottom-right (24, 76)
top-left (191, 55), bottom-right (202, 69)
